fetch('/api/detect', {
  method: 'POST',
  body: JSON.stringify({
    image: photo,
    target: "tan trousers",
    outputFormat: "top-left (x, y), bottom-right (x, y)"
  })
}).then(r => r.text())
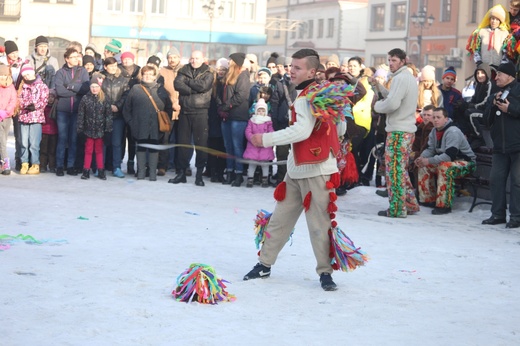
top-left (259, 174), bottom-right (333, 275)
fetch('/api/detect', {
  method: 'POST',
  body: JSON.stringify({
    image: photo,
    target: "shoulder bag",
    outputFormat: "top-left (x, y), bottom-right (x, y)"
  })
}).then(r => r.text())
top-left (140, 85), bottom-right (171, 133)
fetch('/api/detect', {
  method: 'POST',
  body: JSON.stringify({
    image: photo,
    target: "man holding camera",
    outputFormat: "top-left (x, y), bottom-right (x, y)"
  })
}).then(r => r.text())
top-left (482, 62), bottom-right (520, 229)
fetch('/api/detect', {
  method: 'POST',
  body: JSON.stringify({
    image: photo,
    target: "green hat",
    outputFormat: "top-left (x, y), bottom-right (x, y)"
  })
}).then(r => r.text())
top-left (105, 39), bottom-right (122, 54)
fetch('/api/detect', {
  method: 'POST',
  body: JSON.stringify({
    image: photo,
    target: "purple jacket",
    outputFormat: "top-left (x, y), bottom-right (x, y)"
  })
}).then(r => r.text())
top-left (243, 117), bottom-right (275, 161)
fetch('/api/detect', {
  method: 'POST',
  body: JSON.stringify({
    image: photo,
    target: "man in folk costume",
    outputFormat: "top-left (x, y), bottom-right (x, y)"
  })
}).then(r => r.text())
top-left (373, 48), bottom-right (420, 218)
top-left (243, 49), bottom-right (348, 291)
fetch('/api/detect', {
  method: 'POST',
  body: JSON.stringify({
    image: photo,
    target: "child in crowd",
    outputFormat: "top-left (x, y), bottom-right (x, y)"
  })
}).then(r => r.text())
top-left (249, 85), bottom-right (272, 115)
top-left (509, 0), bottom-right (520, 32)
top-left (249, 67), bottom-right (272, 108)
top-left (417, 65), bottom-right (443, 112)
top-left (40, 89), bottom-right (58, 173)
top-left (77, 72), bottom-right (112, 180)
top-left (243, 98), bottom-right (274, 188)
top-left (0, 64), bottom-right (17, 175)
top-left (18, 65), bottom-right (49, 175)
top-left (466, 4), bottom-right (510, 67)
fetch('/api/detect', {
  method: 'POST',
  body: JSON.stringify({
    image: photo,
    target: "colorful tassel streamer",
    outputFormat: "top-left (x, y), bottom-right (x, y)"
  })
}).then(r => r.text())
top-left (0, 234), bottom-right (67, 252)
top-left (306, 81), bottom-right (354, 124)
top-left (273, 181), bottom-right (287, 201)
top-left (328, 227), bottom-right (369, 272)
top-left (253, 210), bottom-right (294, 250)
top-left (172, 263), bottom-right (236, 304)
top-left (343, 150), bottom-right (359, 184)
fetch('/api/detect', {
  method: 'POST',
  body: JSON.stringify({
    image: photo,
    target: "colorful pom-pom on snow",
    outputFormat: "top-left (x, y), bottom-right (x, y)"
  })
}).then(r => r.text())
top-left (172, 263), bottom-right (236, 304)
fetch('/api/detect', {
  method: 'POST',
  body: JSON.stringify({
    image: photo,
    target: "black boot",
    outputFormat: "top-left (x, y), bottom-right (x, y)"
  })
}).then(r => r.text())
top-left (81, 169), bottom-right (90, 180)
top-left (232, 174), bottom-right (244, 187)
top-left (98, 169), bottom-right (107, 180)
top-left (261, 176), bottom-right (269, 188)
top-left (195, 169), bottom-right (205, 186)
top-left (246, 177), bottom-right (254, 188)
top-left (127, 160), bottom-right (135, 175)
top-left (222, 171), bottom-right (235, 185)
top-left (169, 169), bottom-right (187, 184)
top-left (148, 152), bottom-right (158, 181)
top-left (136, 152), bottom-right (146, 180)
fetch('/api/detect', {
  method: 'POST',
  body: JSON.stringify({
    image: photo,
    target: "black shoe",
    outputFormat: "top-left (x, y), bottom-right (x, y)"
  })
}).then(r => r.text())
top-left (246, 178), bottom-right (254, 188)
top-left (419, 201), bottom-right (436, 208)
top-left (261, 177), bottom-right (269, 188)
top-left (232, 174), bottom-right (244, 187)
top-left (127, 161), bottom-right (135, 175)
top-left (243, 263), bottom-right (271, 280)
top-left (56, 167), bottom-right (65, 177)
top-left (319, 273), bottom-right (337, 291)
top-left (195, 177), bottom-right (205, 186)
top-left (98, 169), bottom-right (107, 180)
top-left (66, 167), bottom-right (77, 176)
top-left (222, 172), bottom-right (235, 185)
top-left (15, 159), bottom-right (21, 172)
top-left (482, 216), bottom-right (507, 225)
top-left (81, 169), bottom-right (90, 180)
top-left (506, 220), bottom-right (520, 229)
top-left (336, 186), bottom-right (347, 196)
top-left (210, 173), bottom-right (223, 183)
top-left (432, 207), bottom-right (451, 215)
top-left (185, 167), bottom-right (192, 176)
top-left (377, 210), bottom-right (388, 217)
top-left (169, 172), bottom-right (187, 184)
top-left (376, 189), bottom-right (388, 198)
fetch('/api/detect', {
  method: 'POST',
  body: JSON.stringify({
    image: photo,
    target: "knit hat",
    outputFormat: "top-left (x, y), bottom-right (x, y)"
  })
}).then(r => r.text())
top-left (147, 55), bottom-right (161, 68)
top-left (284, 57), bottom-right (292, 66)
top-left (489, 4), bottom-right (506, 23)
top-left (90, 72), bottom-right (105, 86)
top-left (275, 55), bottom-right (285, 66)
top-left (167, 47), bottom-right (180, 58)
top-left (246, 53), bottom-right (258, 65)
top-left (326, 54), bottom-right (340, 67)
top-left (105, 39), bottom-right (122, 53)
top-left (82, 55), bottom-right (95, 66)
top-left (257, 67), bottom-right (272, 77)
top-left (121, 51), bottom-right (135, 61)
top-left (4, 41), bottom-right (18, 55)
top-left (35, 35), bottom-right (49, 47)
top-left (341, 57), bottom-right (350, 66)
top-left (216, 57), bottom-right (229, 69)
top-left (229, 52), bottom-right (245, 67)
top-left (420, 65), bottom-right (436, 81)
top-left (20, 64), bottom-right (35, 76)
top-left (85, 43), bottom-right (98, 55)
top-left (497, 61), bottom-right (516, 78)
top-left (317, 64), bottom-right (326, 72)
top-left (442, 66), bottom-right (456, 80)
top-left (266, 52), bottom-right (279, 66)
top-left (255, 98), bottom-right (268, 114)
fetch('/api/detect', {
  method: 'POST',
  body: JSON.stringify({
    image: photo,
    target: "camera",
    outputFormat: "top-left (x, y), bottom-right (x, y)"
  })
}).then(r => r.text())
top-left (497, 88), bottom-right (510, 103)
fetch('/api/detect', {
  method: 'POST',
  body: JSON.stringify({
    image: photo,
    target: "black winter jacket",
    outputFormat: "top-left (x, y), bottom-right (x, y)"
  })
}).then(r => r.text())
top-left (174, 63), bottom-right (214, 112)
top-left (55, 64), bottom-right (90, 113)
top-left (483, 80), bottom-right (520, 154)
top-left (102, 68), bottom-right (129, 117)
top-left (220, 70), bottom-right (250, 122)
top-left (77, 92), bottom-right (113, 138)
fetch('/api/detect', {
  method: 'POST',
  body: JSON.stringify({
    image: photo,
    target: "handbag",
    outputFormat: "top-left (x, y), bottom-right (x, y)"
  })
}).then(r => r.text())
top-left (140, 85), bottom-right (171, 133)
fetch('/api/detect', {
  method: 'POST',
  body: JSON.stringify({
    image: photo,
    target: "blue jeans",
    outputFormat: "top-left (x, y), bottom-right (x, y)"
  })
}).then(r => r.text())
top-left (20, 123), bottom-right (42, 164)
top-left (112, 117), bottom-right (125, 170)
top-left (490, 151), bottom-right (520, 221)
top-left (56, 111), bottom-right (78, 169)
top-left (221, 120), bottom-right (247, 173)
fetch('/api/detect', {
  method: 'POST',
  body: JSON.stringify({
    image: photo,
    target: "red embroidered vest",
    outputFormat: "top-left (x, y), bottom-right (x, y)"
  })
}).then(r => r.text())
top-left (291, 82), bottom-right (340, 166)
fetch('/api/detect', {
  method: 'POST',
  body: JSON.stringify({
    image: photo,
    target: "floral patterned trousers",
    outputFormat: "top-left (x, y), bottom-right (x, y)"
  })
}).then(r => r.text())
top-left (385, 132), bottom-right (420, 217)
top-left (418, 160), bottom-right (475, 208)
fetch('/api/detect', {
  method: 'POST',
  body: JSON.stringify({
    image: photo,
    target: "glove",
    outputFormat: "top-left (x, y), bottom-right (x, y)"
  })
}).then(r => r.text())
top-left (103, 132), bottom-right (112, 145)
top-left (0, 110), bottom-right (8, 121)
top-left (476, 60), bottom-right (483, 66)
top-left (25, 104), bottom-right (35, 112)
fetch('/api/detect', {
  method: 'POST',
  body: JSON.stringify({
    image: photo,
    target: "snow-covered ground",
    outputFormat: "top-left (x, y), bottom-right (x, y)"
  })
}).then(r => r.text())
top-left (1, 136), bottom-right (520, 346)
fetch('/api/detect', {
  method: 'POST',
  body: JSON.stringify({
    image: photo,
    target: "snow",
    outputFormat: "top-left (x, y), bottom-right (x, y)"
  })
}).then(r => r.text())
top-left (1, 136), bottom-right (520, 346)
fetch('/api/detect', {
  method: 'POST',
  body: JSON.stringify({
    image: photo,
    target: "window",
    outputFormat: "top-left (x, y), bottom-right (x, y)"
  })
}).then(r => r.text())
top-left (470, 0), bottom-right (477, 23)
top-left (298, 23), bottom-right (304, 39)
top-left (307, 19), bottom-right (313, 39)
top-left (129, 0), bottom-right (143, 13)
top-left (221, 1), bottom-right (234, 19)
top-left (441, 0), bottom-right (451, 22)
top-left (56, 0), bottom-right (73, 3)
top-left (179, 0), bottom-right (191, 17)
top-left (371, 5), bottom-right (385, 31)
top-left (327, 18), bottom-right (334, 38)
top-left (151, 0), bottom-right (165, 14)
top-left (391, 2), bottom-right (406, 30)
top-left (372, 55), bottom-right (387, 67)
top-left (239, 0), bottom-right (255, 21)
top-left (34, 0), bottom-right (50, 2)
top-left (273, 16), bottom-right (281, 38)
top-left (107, 0), bottom-right (122, 12)
top-left (318, 18), bottom-right (324, 38)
